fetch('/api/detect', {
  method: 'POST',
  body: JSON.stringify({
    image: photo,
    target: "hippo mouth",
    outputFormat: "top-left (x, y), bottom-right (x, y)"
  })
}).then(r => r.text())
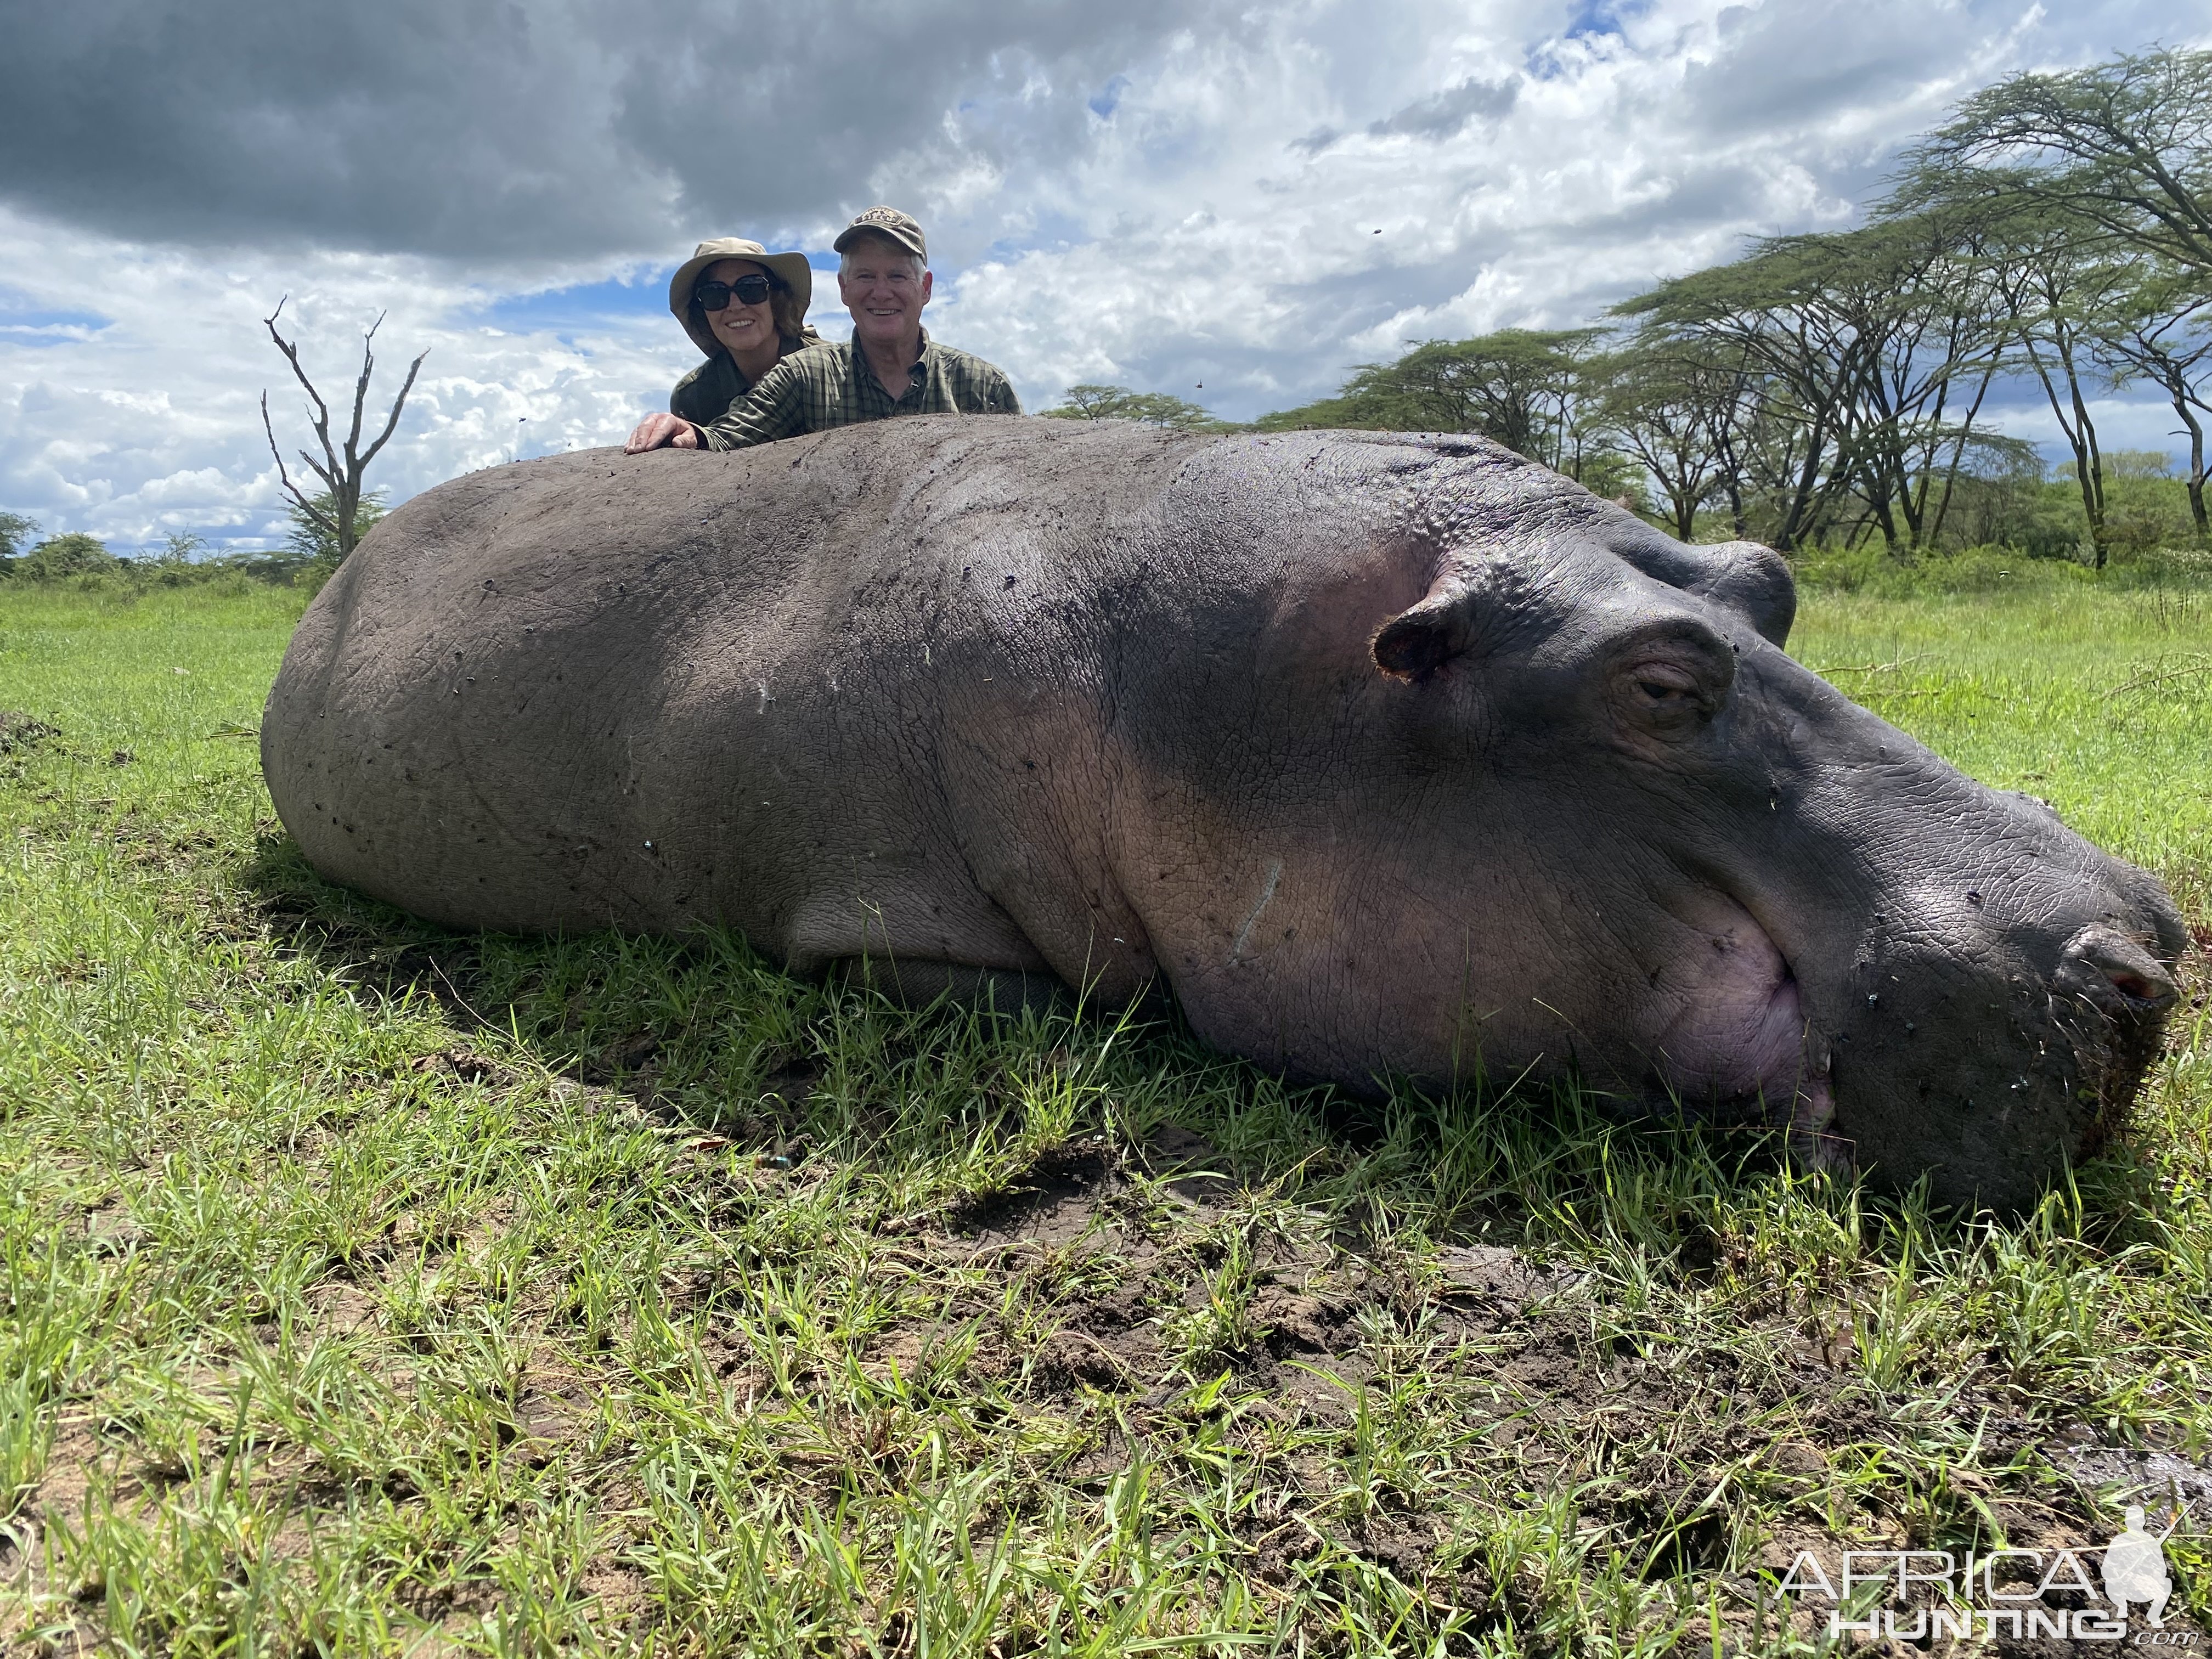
top-left (1641, 898), bottom-right (1843, 1166)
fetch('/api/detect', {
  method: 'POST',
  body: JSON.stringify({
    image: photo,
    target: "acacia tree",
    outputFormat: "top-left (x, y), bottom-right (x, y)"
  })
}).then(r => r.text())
top-left (1618, 242), bottom-right (1863, 550)
top-left (2087, 266), bottom-right (2212, 536)
top-left (1246, 51), bottom-right (2212, 560)
top-left (1617, 216), bottom-right (2009, 553)
top-left (1977, 212), bottom-right (2133, 564)
top-left (260, 299), bottom-right (427, 565)
top-left (1615, 243), bottom-right (1829, 549)
top-left (1903, 49), bottom-right (2212, 278)
top-left (1822, 212), bottom-right (2010, 551)
top-left (285, 488), bottom-right (390, 565)
top-left (0, 512), bottom-right (36, 561)
top-left (1289, 329), bottom-right (1610, 475)
top-left (1594, 338), bottom-right (1741, 539)
top-left (1042, 384), bottom-right (1218, 428)
top-left (1891, 49), bottom-right (2212, 563)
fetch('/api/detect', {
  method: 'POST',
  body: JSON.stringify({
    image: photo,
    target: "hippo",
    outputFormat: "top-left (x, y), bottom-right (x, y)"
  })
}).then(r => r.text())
top-left (262, 420), bottom-right (2185, 1210)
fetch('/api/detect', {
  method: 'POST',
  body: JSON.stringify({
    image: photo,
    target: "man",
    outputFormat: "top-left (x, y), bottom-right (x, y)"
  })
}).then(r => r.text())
top-left (623, 207), bottom-right (1020, 454)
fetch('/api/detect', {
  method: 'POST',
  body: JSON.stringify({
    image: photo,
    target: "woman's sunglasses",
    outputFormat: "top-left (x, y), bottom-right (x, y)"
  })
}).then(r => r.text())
top-left (696, 274), bottom-right (776, 310)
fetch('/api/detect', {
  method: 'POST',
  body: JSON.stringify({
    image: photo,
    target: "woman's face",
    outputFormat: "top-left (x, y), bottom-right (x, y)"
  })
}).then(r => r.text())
top-left (700, 258), bottom-right (776, 358)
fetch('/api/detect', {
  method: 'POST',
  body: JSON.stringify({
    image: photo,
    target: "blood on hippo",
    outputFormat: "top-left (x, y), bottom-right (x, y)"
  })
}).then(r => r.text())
top-left (261, 419), bottom-right (2184, 1211)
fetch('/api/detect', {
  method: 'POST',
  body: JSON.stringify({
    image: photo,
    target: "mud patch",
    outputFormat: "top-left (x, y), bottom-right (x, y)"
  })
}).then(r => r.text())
top-left (1431, 1242), bottom-right (1583, 1316)
top-left (2054, 1442), bottom-right (2212, 1519)
top-left (947, 1142), bottom-right (1127, 1251)
top-left (0, 711), bottom-right (60, 756)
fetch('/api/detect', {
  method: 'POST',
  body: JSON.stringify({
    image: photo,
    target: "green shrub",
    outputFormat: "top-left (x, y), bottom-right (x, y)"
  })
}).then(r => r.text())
top-left (2, 532), bottom-right (120, 583)
top-left (1933, 472), bottom-right (2087, 560)
top-left (0, 510), bottom-right (36, 561)
top-left (2101, 455), bottom-right (2201, 560)
top-left (1789, 543), bottom-right (2100, 596)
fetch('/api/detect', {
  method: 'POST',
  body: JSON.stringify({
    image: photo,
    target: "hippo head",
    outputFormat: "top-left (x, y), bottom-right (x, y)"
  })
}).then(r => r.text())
top-left (1135, 435), bottom-right (2184, 1211)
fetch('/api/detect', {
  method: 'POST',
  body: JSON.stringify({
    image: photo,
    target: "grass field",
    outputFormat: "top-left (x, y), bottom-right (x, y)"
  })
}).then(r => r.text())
top-left (1, 566), bottom-right (2207, 1655)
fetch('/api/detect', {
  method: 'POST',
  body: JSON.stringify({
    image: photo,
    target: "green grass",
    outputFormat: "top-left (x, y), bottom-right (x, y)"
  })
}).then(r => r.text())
top-left (1791, 563), bottom-right (2212, 917)
top-left (1, 572), bottom-right (2207, 1655)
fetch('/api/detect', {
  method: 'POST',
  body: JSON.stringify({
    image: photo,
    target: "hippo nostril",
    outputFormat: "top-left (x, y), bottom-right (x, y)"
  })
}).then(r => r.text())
top-left (2058, 925), bottom-right (2177, 1012)
top-left (2105, 967), bottom-right (2171, 1005)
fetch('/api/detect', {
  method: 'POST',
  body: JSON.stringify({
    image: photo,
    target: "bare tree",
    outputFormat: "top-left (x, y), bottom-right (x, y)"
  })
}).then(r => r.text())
top-left (260, 298), bottom-right (427, 564)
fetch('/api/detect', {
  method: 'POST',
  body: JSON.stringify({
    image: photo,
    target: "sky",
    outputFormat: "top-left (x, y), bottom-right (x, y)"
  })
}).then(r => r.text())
top-left (1, 0), bottom-right (2206, 552)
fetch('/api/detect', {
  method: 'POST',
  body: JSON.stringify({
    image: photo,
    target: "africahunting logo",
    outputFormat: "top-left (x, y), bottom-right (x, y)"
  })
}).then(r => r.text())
top-left (1779, 1505), bottom-right (2190, 1643)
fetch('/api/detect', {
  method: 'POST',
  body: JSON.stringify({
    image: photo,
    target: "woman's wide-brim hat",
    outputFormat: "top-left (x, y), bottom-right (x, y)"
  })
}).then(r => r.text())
top-left (668, 238), bottom-right (814, 357)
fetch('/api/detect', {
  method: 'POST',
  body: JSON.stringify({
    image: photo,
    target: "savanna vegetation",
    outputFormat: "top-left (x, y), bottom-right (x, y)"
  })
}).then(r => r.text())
top-left (1, 548), bottom-right (2207, 1654)
top-left (1053, 47), bottom-right (2212, 567)
top-left (1, 40), bottom-right (2208, 1659)
top-left (16, 50), bottom-right (2210, 592)
top-left (0, 494), bottom-right (385, 595)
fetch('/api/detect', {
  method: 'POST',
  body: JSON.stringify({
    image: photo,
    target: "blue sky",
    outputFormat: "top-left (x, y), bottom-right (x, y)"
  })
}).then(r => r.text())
top-left (0, 0), bottom-right (2205, 550)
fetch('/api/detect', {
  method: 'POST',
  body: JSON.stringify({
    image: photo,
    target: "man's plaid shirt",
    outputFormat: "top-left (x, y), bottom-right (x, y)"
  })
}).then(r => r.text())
top-left (695, 330), bottom-right (1021, 449)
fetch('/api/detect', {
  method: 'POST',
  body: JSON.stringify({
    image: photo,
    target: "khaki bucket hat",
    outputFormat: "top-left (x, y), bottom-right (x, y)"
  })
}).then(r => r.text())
top-left (668, 238), bottom-right (814, 357)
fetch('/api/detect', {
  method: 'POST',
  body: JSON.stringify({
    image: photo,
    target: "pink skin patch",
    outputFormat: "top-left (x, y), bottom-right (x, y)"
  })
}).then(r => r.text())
top-left (1788, 1069), bottom-right (1847, 1172)
top-left (1642, 895), bottom-right (1828, 1129)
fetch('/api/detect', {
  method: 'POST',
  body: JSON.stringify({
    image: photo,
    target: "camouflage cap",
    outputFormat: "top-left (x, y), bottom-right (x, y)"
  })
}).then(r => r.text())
top-left (833, 205), bottom-right (928, 262)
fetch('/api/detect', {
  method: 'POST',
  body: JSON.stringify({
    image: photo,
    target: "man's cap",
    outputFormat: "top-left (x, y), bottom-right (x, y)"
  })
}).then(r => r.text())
top-left (668, 238), bottom-right (815, 357)
top-left (833, 206), bottom-right (928, 262)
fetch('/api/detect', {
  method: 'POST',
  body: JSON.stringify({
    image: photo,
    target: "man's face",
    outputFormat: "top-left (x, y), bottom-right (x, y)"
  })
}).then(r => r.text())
top-left (839, 237), bottom-right (932, 350)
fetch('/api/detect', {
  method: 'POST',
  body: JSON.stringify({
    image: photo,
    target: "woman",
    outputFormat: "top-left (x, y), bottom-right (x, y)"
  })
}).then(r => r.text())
top-left (625, 237), bottom-right (817, 453)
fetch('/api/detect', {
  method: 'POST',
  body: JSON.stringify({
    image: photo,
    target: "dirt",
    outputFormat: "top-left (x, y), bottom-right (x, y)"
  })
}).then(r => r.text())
top-left (14, 1093), bottom-right (2201, 1654)
top-left (0, 710), bottom-right (60, 757)
top-left (814, 1120), bottom-right (2212, 1642)
top-left (2, 1417), bottom-right (111, 1634)
top-left (1430, 1242), bottom-right (1582, 1310)
top-left (948, 1142), bottom-right (1133, 1254)
top-left (2052, 1442), bottom-right (2212, 1521)
top-left (872, 1127), bottom-right (1585, 1443)
top-left (51, 829), bottom-right (2212, 1641)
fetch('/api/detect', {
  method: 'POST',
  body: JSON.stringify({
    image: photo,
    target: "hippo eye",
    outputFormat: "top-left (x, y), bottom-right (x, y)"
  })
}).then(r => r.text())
top-left (1607, 624), bottom-right (1733, 742)
top-left (1633, 664), bottom-right (1699, 704)
top-left (1624, 665), bottom-right (1708, 733)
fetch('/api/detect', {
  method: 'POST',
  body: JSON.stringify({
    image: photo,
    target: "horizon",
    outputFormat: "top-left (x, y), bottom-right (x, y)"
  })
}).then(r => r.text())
top-left (2, 0), bottom-right (2205, 551)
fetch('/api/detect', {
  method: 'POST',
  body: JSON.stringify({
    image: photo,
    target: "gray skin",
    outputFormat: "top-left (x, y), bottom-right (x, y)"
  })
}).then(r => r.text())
top-left (263, 419), bottom-right (2185, 1211)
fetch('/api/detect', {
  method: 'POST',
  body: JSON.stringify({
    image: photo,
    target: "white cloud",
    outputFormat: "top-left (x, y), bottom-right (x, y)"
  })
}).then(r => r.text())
top-left (0, 0), bottom-right (2201, 549)
top-left (0, 215), bottom-right (707, 549)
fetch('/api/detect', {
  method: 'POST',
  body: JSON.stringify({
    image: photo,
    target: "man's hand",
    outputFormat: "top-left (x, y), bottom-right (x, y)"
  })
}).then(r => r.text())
top-left (624, 413), bottom-right (703, 454)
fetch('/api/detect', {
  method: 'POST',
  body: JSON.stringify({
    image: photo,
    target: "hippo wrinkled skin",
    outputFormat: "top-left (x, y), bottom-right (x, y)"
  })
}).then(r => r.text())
top-left (262, 420), bottom-right (2185, 1209)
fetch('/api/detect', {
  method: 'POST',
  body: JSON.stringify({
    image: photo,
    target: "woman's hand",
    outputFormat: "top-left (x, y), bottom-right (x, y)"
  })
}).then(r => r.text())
top-left (625, 413), bottom-right (703, 454)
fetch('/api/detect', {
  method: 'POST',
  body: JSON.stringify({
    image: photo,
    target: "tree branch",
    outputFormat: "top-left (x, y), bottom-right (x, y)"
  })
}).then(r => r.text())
top-left (357, 347), bottom-right (430, 471)
top-left (261, 390), bottom-right (334, 531)
top-left (264, 297), bottom-right (341, 484)
top-left (343, 312), bottom-right (382, 465)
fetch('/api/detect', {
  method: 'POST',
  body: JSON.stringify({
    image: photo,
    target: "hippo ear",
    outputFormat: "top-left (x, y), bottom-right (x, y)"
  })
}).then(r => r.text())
top-left (1372, 591), bottom-right (1466, 680)
top-left (1611, 530), bottom-right (1796, 649)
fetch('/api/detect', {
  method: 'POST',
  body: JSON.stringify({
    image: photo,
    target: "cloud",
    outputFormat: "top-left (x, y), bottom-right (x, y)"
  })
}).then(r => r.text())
top-left (0, 210), bottom-right (708, 550)
top-left (1370, 75), bottom-right (1522, 139)
top-left (0, 0), bottom-right (2203, 546)
top-left (0, 0), bottom-right (1237, 262)
top-left (1295, 72), bottom-right (1521, 155)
